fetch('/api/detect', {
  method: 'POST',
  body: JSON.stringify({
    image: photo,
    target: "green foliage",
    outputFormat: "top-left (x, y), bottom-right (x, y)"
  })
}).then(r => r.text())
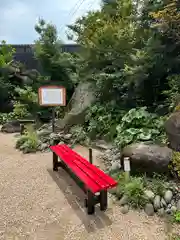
top-left (16, 126), bottom-right (39, 153)
top-left (85, 103), bottom-right (125, 141)
top-left (115, 107), bottom-right (166, 148)
top-left (13, 102), bottom-right (30, 119)
top-left (113, 172), bottom-right (147, 208)
top-left (174, 211), bottom-right (180, 223)
top-left (34, 19), bottom-right (77, 102)
top-left (0, 40), bottom-right (15, 67)
top-left (164, 75), bottom-right (180, 111)
top-left (0, 102), bottom-right (30, 124)
top-left (169, 151), bottom-right (180, 178)
top-left (70, 125), bottom-right (87, 144)
top-left (123, 177), bottom-right (147, 208)
top-left (110, 171), bottom-right (174, 208)
top-left (143, 173), bottom-right (168, 197)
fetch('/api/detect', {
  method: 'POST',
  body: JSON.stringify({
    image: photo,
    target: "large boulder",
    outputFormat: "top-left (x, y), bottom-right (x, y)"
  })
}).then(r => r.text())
top-left (121, 143), bottom-right (172, 173)
top-left (165, 111), bottom-right (180, 151)
top-left (1, 120), bottom-right (21, 133)
top-left (56, 82), bottom-right (96, 131)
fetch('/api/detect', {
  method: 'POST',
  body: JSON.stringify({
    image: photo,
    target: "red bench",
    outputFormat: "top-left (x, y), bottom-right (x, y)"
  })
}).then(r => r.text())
top-left (50, 144), bottom-right (117, 214)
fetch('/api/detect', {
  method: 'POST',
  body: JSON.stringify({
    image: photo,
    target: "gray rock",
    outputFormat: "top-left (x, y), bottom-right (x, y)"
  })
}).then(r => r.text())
top-left (110, 162), bottom-right (121, 172)
top-left (171, 206), bottom-right (177, 213)
top-left (108, 187), bottom-right (117, 195)
top-left (50, 133), bottom-right (60, 141)
top-left (1, 120), bottom-right (21, 133)
top-left (64, 134), bottom-right (72, 140)
top-left (39, 143), bottom-right (49, 151)
top-left (144, 203), bottom-right (154, 216)
top-left (167, 204), bottom-right (172, 209)
top-left (177, 200), bottom-right (180, 210)
top-left (153, 195), bottom-right (161, 210)
top-left (119, 195), bottom-right (128, 206)
top-left (164, 190), bottom-right (173, 204)
top-left (37, 129), bottom-right (52, 137)
top-left (160, 198), bottom-right (167, 208)
top-left (165, 208), bottom-right (172, 215)
top-left (157, 208), bottom-right (165, 217)
top-left (120, 205), bottom-right (129, 214)
top-left (112, 155), bottom-right (120, 161)
top-left (144, 190), bottom-right (155, 201)
top-left (121, 143), bottom-right (172, 173)
top-left (56, 82), bottom-right (96, 131)
top-left (105, 149), bottom-right (112, 155)
top-left (165, 111), bottom-right (180, 150)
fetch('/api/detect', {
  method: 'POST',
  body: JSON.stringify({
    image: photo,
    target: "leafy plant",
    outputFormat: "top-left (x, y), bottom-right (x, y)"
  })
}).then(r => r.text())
top-left (85, 102), bottom-right (125, 141)
top-left (169, 151), bottom-right (180, 179)
top-left (16, 126), bottom-right (39, 153)
top-left (111, 172), bottom-right (147, 208)
top-left (123, 176), bottom-right (147, 208)
top-left (143, 174), bottom-right (168, 197)
top-left (115, 107), bottom-right (166, 148)
top-left (70, 125), bottom-right (87, 144)
top-left (174, 211), bottom-right (180, 223)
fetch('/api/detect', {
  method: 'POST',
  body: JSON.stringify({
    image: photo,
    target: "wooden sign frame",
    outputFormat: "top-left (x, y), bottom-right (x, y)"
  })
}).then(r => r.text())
top-left (38, 85), bottom-right (66, 106)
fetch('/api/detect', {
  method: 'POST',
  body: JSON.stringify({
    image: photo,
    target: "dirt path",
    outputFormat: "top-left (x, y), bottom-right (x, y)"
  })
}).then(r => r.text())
top-left (0, 133), bottom-right (167, 240)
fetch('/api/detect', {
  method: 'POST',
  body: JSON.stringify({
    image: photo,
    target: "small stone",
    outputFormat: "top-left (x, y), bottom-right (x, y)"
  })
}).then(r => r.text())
top-left (176, 200), bottom-right (180, 211)
top-left (144, 203), bottom-right (154, 216)
top-left (171, 199), bottom-right (175, 206)
top-left (171, 206), bottom-right (177, 213)
top-left (164, 190), bottom-right (173, 204)
top-left (153, 195), bottom-right (161, 210)
top-left (160, 198), bottom-right (167, 208)
top-left (112, 154), bottom-right (121, 161)
top-left (120, 205), bottom-right (129, 214)
top-left (119, 195), bottom-right (128, 206)
top-left (39, 143), bottom-right (49, 151)
top-left (64, 134), bottom-right (72, 140)
top-left (157, 208), bottom-right (165, 217)
top-left (165, 208), bottom-right (172, 215)
top-left (105, 149), bottom-right (112, 155)
top-left (144, 190), bottom-right (155, 201)
top-left (110, 162), bottom-right (121, 172)
top-left (167, 204), bottom-right (172, 209)
top-left (108, 187), bottom-right (117, 195)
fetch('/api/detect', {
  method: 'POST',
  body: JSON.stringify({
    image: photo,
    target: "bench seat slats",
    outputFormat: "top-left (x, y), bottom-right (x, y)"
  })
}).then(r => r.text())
top-left (50, 144), bottom-right (118, 193)
top-left (61, 144), bottom-right (117, 188)
top-left (50, 145), bottom-right (102, 193)
top-left (59, 145), bottom-right (110, 189)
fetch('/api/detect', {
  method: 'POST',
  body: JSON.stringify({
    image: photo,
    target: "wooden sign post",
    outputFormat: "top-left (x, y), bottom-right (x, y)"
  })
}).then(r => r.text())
top-left (38, 86), bottom-right (66, 132)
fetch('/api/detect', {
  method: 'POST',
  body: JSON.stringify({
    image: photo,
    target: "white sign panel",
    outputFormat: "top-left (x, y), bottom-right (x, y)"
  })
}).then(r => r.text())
top-left (39, 86), bottom-right (66, 106)
top-left (124, 157), bottom-right (131, 172)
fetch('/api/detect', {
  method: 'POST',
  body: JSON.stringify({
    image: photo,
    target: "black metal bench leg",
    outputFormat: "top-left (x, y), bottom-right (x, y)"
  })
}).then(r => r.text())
top-left (87, 190), bottom-right (95, 215)
top-left (53, 152), bottom-right (58, 171)
top-left (100, 190), bottom-right (108, 211)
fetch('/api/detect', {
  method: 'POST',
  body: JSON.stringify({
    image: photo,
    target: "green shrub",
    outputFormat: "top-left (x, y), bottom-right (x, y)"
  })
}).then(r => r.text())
top-left (16, 126), bottom-right (39, 153)
top-left (111, 172), bottom-right (147, 208)
top-left (0, 102), bottom-right (31, 124)
top-left (123, 177), bottom-right (147, 208)
top-left (174, 211), bottom-right (180, 223)
top-left (143, 174), bottom-right (168, 197)
top-left (115, 107), bottom-right (166, 148)
top-left (70, 125), bottom-right (87, 144)
top-left (169, 151), bottom-right (180, 179)
top-left (85, 103), bottom-right (125, 141)
top-left (0, 112), bottom-right (14, 124)
top-left (13, 102), bottom-right (30, 119)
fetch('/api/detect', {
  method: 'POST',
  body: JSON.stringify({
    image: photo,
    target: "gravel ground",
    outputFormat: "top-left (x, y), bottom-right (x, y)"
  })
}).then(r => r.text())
top-left (0, 133), bottom-right (171, 240)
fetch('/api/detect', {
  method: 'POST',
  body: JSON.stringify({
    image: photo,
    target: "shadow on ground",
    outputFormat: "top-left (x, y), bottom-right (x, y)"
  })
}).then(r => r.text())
top-left (47, 168), bottom-right (112, 233)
